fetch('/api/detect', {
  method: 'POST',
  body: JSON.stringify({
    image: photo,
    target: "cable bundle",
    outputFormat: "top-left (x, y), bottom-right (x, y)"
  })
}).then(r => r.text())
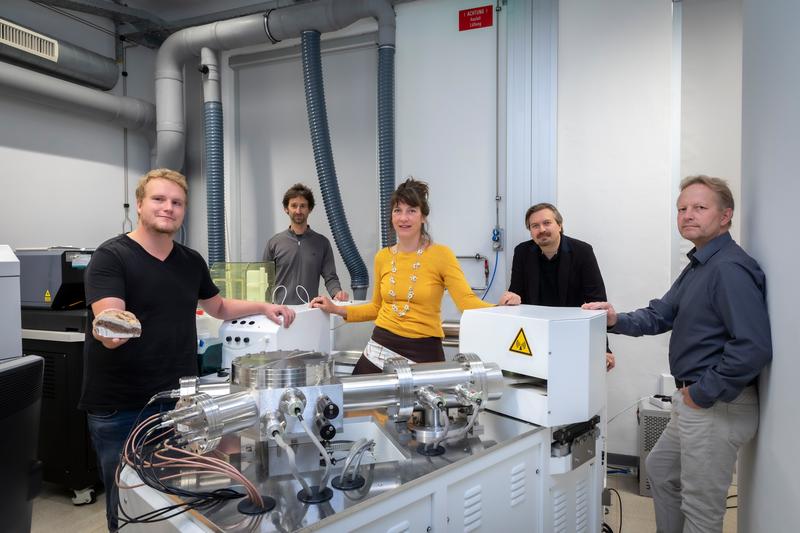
top-left (116, 411), bottom-right (265, 528)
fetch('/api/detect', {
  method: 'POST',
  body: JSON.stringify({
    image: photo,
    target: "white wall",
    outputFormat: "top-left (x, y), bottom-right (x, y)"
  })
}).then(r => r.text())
top-left (558, 0), bottom-right (673, 456)
top-left (680, 0), bottom-right (742, 263)
top-left (395, 0), bottom-right (502, 316)
top-left (222, 25), bottom-right (381, 292)
top-left (207, 0), bottom-right (501, 310)
top-left (739, 1), bottom-right (800, 530)
top-left (0, 0), bottom-right (153, 250)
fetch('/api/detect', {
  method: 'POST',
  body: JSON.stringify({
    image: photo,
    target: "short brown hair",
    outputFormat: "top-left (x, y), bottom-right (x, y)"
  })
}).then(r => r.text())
top-left (135, 169), bottom-right (188, 203)
top-left (282, 183), bottom-right (315, 210)
top-left (524, 202), bottom-right (563, 232)
top-left (391, 177), bottom-right (431, 241)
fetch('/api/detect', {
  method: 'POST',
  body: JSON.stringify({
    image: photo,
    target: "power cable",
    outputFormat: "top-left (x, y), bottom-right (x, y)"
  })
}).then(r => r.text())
top-left (609, 487), bottom-right (623, 533)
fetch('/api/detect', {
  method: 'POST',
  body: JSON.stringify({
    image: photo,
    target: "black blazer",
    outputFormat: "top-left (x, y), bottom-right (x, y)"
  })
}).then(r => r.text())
top-left (508, 234), bottom-right (608, 306)
top-left (508, 235), bottom-right (611, 352)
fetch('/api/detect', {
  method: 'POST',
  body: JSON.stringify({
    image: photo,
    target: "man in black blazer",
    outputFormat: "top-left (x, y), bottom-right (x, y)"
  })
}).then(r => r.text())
top-left (499, 202), bottom-right (614, 369)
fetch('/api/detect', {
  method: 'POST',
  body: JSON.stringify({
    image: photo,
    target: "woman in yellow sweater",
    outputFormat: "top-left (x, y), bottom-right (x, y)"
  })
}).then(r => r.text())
top-left (311, 178), bottom-right (495, 374)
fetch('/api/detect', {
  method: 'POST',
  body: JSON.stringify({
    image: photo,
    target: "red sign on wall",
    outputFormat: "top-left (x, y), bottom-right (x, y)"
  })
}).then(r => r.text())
top-left (459, 5), bottom-right (494, 32)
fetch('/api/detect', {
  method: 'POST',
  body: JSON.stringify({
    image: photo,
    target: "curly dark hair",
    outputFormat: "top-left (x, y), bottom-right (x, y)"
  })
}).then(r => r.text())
top-left (282, 183), bottom-right (315, 210)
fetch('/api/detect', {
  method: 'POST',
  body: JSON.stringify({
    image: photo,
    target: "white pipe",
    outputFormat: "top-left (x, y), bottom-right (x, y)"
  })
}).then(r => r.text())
top-left (0, 60), bottom-right (154, 140)
top-left (267, 0), bottom-right (395, 45)
top-left (155, 14), bottom-right (269, 169)
top-left (200, 48), bottom-right (221, 104)
top-left (154, 0), bottom-right (396, 170)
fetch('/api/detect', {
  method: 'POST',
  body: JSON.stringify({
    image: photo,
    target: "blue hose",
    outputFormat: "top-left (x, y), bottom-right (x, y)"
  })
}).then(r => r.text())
top-left (204, 101), bottom-right (225, 265)
top-left (378, 46), bottom-right (396, 248)
top-left (482, 251), bottom-right (499, 301)
top-left (301, 31), bottom-right (369, 297)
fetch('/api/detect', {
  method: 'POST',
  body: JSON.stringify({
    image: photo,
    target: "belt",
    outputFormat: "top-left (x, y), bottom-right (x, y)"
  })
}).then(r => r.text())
top-left (674, 377), bottom-right (759, 389)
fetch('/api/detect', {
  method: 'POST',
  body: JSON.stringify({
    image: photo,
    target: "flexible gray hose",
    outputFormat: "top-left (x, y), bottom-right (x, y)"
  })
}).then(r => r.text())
top-left (442, 405), bottom-right (481, 445)
top-left (273, 432), bottom-right (312, 496)
top-left (300, 30), bottom-right (369, 298)
top-left (430, 407), bottom-right (451, 450)
top-left (203, 101), bottom-right (226, 265)
top-left (377, 45), bottom-right (396, 248)
top-left (298, 415), bottom-right (333, 489)
top-left (340, 438), bottom-right (374, 482)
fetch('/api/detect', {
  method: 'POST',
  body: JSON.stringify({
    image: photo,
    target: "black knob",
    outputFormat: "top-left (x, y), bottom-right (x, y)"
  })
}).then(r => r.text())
top-left (323, 403), bottom-right (339, 420)
top-left (234, 336), bottom-right (241, 343)
top-left (316, 396), bottom-right (339, 420)
top-left (319, 422), bottom-right (336, 441)
top-left (243, 337), bottom-right (250, 343)
top-left (225, 336), bottom-right (232, 342)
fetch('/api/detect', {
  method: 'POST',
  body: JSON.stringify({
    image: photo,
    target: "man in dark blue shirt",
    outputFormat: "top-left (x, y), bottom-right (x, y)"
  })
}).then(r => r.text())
top-left (585, 175), bottom-right (771, 533)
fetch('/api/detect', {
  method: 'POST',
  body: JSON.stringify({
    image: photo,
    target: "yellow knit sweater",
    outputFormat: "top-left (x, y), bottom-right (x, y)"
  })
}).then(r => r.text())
top-left (346, 244), bottom-right (494, 338)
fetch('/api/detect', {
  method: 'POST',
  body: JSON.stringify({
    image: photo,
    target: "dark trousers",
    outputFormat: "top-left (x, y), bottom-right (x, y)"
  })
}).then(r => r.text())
top-left (86, 404), bottom-right (166, 531)
top-left (353, 326), bottom-right (446, 375)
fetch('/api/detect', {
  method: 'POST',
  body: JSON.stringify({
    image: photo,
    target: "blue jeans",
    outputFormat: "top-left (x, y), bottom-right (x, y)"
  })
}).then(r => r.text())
top-left (86, 404), bottom-right (169, 532)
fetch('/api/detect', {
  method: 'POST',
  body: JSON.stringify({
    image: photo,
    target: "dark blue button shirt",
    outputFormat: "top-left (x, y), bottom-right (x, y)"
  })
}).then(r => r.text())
top-left (611, 232), bottom-right (772, 408)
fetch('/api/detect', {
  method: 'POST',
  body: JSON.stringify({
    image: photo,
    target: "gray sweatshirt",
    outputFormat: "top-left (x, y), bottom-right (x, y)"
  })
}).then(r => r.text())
top-left (263, 227), bottom-right (342, 304)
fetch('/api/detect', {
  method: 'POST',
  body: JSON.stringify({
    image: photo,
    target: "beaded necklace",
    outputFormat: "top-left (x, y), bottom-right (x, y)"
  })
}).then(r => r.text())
top-left (388, 241), bottom-right (425, 317)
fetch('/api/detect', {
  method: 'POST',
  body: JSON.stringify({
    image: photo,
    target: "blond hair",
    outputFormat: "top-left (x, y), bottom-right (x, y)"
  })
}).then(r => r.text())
top-left (680, 174), bottom-right (734, 227)
top-left (135, 169), bottom-right (189, 203)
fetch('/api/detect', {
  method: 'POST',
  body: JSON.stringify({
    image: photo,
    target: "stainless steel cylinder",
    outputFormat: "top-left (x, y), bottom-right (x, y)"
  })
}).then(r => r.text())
top-left (341, 354), bottom-right (502, 411)
top-left (164, 391), bottom-right (258, 453)
top-left (232, 350), bottom-right (333, 389)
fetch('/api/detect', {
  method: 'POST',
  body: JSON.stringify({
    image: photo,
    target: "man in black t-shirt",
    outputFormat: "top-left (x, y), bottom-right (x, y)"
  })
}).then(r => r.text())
top-left (79, 169), bottom-right (295, 531)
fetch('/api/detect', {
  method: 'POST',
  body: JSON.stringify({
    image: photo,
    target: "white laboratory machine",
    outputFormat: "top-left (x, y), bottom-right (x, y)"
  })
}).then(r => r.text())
top-left (218, 306), bottom-right (332, 370)
top-left (119, 305), bottom-right (607, 533)
top-left (0, 245), bottom-right (22, 360)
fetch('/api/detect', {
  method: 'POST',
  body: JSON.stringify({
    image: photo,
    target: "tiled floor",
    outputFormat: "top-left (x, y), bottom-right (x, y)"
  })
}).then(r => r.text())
top-left (605, 472), bottom-right (738, 533)
top-left (31, 483), bottom-right (107, 533)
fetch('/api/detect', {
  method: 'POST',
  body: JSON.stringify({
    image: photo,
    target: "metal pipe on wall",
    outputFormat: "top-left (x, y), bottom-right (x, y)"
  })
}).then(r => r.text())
top-left (0, 16), bottom-right (119, 91)
top-left (0, 60), bottom-right (154, 137)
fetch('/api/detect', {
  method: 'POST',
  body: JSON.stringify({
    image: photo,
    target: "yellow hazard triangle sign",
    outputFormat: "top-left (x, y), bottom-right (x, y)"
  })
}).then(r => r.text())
top-left (509, 328), bottom-right (532, 356)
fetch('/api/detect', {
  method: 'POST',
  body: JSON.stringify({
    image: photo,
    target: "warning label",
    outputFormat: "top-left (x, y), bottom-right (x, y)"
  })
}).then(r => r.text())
top-left (509, 328), bottom-right (532, 356)
top-left (44, 289), bottom-right (51, 303)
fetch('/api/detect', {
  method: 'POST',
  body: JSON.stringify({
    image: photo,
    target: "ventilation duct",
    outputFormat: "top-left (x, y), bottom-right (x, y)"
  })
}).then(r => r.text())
top-left (154, 0), bottom-right (395, 291)
top-left (155, 0), bottom-right (395, 171)
top-left (301, 30), bottom-right (369, 297)
top-left (0, 60), bottom-right (154, 136)
top-left (200, 47), bottom-right (226, 265)
top-left (0, 17), bottom-right (119, 91)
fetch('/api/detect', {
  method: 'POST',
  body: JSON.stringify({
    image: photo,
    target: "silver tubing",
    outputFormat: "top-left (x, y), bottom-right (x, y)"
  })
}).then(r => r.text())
top-left (341, 358), bottom-right (502, 411)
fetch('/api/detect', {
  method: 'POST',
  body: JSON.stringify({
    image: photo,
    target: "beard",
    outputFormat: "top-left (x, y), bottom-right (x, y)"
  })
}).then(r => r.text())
top-left (142, 215), bottom-right (180, 236)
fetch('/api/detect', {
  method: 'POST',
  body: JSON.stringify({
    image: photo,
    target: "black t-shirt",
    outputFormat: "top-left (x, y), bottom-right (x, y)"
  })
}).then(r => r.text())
top-left (78, 235), bottom-right (219, 411)
top-left (537, 251), bottom-right (560, 307)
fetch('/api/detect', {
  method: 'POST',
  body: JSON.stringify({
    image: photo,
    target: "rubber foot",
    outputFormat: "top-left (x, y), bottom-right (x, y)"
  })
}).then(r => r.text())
top-left (237, 495), bottom-right (276, 515)
top-left (297, 485), bottom-right (334, 503)
top-left (417, 443), bottom-right (445, 456)
top-left (331, 474), bottom-right (366, 491)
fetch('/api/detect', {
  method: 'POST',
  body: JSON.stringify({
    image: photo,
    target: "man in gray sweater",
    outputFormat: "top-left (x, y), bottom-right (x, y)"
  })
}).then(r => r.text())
top-left (264, 183), bottom-right (348, 305)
